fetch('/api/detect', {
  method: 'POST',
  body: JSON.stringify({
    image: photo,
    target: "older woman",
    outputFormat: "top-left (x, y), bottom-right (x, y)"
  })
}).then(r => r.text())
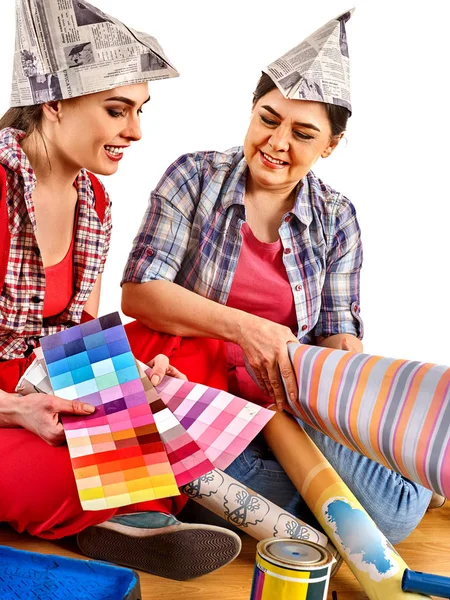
top-left (121, 13), bottom-right (433, 543)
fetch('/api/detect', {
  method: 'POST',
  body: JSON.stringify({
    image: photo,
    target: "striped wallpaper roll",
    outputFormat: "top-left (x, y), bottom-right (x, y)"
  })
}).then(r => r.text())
top-left (288, 343), bottom-right (450, 497)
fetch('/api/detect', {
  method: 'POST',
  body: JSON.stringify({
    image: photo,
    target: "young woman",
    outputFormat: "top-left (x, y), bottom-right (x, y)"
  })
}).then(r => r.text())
top-left (0, 0), bottom-right (241, 581)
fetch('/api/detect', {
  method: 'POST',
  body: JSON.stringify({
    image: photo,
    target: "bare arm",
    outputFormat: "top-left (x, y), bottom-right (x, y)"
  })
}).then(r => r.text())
top-left (317, 333), bottom-right (363, 353)
top-left (122, 280), bottom-right (244, 339)
top-left (122, 280), bottom-right (298, 410)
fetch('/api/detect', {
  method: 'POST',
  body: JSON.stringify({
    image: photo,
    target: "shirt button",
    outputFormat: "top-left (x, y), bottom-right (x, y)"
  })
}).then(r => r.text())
top-left (31, 295), bottom-right (42, 303)
top-left (354, 304), bottom-right (359, 312)
top-left (146, 247), bottom-right (154, 257)
top-left (284, 248), bottom-right (292, 255)
top-left (34, 247), bottom-right (40, 256)
top-left (295, 284), bottom-right (302, 291)
top-left (301, 324), bottom-right (308, 331)
top-left (284, 215), bottom-right (292, 223)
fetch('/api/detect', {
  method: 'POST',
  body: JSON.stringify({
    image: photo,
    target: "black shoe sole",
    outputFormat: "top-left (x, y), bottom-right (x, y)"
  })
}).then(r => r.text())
top-left (77, 524), bottom-right (241, 581)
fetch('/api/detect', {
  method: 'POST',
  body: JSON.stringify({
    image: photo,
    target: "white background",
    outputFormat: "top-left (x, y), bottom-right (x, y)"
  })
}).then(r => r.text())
top-left (1, 0), bottom-right (449, 364)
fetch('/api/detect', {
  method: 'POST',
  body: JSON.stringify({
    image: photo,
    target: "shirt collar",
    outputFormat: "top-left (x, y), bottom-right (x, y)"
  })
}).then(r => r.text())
top-left (0, 127), bottom-right (36, 185)
top-left (220, 146), bottom-right (314, 227)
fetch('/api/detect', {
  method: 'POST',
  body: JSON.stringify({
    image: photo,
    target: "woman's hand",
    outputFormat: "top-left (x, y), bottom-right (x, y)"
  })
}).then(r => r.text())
top-left (236, 314), bottom-right (298, 412)
top-left (146, 354), bottom-right (187, 386)
top-left (8, 392), bottom-right (95, 446)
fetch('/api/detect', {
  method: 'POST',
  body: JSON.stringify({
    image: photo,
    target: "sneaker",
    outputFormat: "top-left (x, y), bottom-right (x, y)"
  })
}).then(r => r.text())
top-left (428, 493), bottom-right (446, 510)
top-left (76, 512), bottom-right (242, 581)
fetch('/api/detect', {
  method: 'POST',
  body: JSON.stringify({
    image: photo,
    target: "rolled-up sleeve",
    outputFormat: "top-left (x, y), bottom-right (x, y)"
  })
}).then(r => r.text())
top-left (121, 155), bottom-right (201, 285)
top-left (314, 197), bottom-right (364, 340)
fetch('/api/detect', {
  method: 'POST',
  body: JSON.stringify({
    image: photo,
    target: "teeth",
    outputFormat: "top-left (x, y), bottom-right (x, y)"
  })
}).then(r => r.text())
top-left (105, 146), bottom-right (124, 156)
top-left (263, 152), bottom-right (285, 165)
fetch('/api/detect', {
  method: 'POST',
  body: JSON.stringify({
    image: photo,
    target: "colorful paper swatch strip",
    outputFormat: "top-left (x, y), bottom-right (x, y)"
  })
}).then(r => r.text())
top-left (40, 313), bottom-right (179, 510)
top-left (136, 361), bottom-right (216, 486)
top-left (288, 342), bottom-right (450, 497)
top-left (154, 374), bottom-right (274, 470)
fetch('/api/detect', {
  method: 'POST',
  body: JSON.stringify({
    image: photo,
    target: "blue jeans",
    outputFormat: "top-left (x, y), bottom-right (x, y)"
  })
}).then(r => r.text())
top-left (222, 422), bottom-right (432, 545)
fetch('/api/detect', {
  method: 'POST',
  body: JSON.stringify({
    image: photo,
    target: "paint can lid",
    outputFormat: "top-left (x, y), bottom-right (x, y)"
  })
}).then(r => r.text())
top-left (264, 539), bottom-right (324, 566)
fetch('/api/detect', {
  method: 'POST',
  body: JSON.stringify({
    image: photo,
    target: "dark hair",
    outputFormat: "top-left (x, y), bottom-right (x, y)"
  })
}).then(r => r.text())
top-left (0, 105), bottom-right (44, 138)
top-left (252, 72), bottom-right (350, 136)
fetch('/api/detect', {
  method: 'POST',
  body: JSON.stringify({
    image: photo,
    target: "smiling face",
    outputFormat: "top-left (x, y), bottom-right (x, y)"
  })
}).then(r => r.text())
top-left (43, 83), bottom-right (149, 176)
top-left (243, 88), bottom-right (342, 196)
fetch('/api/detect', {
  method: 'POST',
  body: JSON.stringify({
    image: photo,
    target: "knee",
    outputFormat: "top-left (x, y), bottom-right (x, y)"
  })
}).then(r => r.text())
top-left (367, 486), bottom-right (432, 545)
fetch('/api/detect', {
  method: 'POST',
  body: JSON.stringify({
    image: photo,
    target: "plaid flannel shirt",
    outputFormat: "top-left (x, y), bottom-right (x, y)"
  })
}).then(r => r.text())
top-left (0, 128), bottom-right (112, 360)
top-left (122, 147), bottom-right (363, 343)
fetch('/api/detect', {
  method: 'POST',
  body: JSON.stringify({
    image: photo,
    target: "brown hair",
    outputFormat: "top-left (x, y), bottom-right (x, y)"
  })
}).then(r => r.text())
top-left (252, 72), bottom-right (350, 137)
top-left (0, 105), bottom-right (44, 137)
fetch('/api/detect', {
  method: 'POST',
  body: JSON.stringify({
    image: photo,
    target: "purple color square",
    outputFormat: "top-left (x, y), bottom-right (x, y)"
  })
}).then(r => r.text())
top-left (60, 327), bottom-right (82, 344)
top-left (108, 338), bottom-right (130, 357)
top-left (103, 325), bottom-right (126, 344)
top-left (183, 389), bottom-right (219, 422)
top-left (64, 338), bottom-right (86, 357)
top-left (180, 416), bottom-right (196, 430)
top-left (125, 391), bottom-right (148, 409)
top-left (40, 332), bottom-right (62, 351)
top-left (104, 398), bottom-right (127, 415)
top-left (198, 387), bottom-right (220, 405)
top-left (79, 319), bottom-right (102, 336)
top-left (42, 345), bottom-right (66, 364)
top-left (81, 391), bottom-right (103, 407)
top-left (99, 312), bottom-right (122, 330)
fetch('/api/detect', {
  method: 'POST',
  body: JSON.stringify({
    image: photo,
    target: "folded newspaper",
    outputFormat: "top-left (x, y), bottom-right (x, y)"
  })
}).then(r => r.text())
top-left (264, 8), bottom-right (354, 113)
top-left (12, 0), bottom-right (178, 107)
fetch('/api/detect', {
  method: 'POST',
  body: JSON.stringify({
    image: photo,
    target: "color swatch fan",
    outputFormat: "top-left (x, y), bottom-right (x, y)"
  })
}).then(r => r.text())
top-left (40, 313), bottom-right (179, 510)
top-left (154, 375), bottom-right (274, 470)
top-left (136, 361), bottom-right (216, 486)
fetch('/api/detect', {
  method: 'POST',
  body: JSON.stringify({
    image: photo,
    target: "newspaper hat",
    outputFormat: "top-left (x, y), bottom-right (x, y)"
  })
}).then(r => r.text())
top-left (11, 0), bottom-right (179, 107)
top-left (263, 9), bottom-right (353, 113)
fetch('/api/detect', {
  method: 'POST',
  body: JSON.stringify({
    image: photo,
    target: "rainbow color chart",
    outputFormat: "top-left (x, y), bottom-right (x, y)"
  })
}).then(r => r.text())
top-left (40, 313), bottom-right (179, 510)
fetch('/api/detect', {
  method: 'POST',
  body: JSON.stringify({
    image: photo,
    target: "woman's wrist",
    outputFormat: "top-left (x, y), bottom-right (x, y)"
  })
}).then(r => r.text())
top-left (0, 389), bottom-right (20, 427)
top-left (230, 309), bottom-right (258, 346)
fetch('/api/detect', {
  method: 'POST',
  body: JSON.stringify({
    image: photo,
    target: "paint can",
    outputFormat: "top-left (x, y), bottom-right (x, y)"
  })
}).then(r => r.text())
top-left (250, 538), bottom-right (333, 600)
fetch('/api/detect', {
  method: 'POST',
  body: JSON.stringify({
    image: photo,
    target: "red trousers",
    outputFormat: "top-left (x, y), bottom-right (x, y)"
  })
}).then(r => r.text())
top-left (0, 321), bottom-right (227, 539)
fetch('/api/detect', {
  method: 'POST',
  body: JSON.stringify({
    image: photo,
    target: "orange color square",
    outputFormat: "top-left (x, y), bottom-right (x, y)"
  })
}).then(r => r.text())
top-left (74, 464), bottom-right (99, 479)
top-left (146, 463), bottom-right (173, 477)
top-left (123, 466), bottom-right (149, 481)
top-left (103, 481), bottom-right (130, 497)
top-left (100, 471), bottom-right (126, 486)
top-left (112, 428), bottom-right (136, 441)
top-left (97, 460), bottom-right (123, 475)
top-left (126, 477), bottom-right (154, 493)
top-left (120, 455), bottom-right (146, 472)
top-left (90, 432), bottom-right (114, 445)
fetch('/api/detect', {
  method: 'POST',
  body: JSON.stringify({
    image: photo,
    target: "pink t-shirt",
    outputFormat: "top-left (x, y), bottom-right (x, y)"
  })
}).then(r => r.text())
top-left (225, 223), bottom-right (297, 406)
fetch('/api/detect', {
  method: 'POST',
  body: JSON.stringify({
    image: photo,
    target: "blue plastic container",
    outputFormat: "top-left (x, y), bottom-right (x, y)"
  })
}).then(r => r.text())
top-left (0, 545), bottom-right (141, 599)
